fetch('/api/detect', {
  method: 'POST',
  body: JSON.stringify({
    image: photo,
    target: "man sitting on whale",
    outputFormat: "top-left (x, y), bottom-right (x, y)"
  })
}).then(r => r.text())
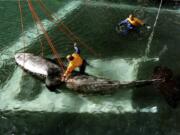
top-left (61, 43), bottom-right (87, 81)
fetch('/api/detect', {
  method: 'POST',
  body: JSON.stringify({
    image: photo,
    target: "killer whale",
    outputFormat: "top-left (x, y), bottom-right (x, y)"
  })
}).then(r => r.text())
top-left (15, 53), bottom-right (159, 93)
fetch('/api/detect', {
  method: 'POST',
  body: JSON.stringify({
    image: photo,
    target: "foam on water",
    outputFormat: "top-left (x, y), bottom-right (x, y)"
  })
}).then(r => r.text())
top-left (86, 58), bottom-right (140, 81)
top-left (140, 106), bottom-right (157, 113)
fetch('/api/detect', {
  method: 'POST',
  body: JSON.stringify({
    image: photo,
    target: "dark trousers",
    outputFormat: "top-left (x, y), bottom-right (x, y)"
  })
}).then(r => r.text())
top-left (120, 21), bottom-right (139, 35)
top-left (79, 59), bottom-right (87, 74)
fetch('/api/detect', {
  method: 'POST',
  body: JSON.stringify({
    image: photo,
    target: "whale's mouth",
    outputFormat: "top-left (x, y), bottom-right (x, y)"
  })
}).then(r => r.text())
top-left (14, 53), bottom-right (23, 62)
top-left (15, 53), bottom-right (31, 65)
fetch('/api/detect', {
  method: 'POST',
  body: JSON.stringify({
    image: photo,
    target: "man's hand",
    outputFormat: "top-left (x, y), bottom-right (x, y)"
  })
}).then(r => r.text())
top-left (61, 75), bottom-right (66, 82)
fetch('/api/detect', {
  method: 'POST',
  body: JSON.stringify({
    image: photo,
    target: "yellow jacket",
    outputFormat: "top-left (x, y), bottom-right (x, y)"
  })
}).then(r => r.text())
top-left (127, 17), bottom-right (144, 27)
top-left (63, 53), bottom-right (83, 78)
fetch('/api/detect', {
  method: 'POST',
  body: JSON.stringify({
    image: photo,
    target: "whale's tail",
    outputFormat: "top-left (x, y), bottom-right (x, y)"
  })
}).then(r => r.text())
top-left (152, 66), bottom-right (180, 108)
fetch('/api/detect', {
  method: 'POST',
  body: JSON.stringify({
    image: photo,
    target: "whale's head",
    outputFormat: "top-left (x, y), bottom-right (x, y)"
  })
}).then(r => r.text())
top-left (15, 53), bottom-right (32, 66)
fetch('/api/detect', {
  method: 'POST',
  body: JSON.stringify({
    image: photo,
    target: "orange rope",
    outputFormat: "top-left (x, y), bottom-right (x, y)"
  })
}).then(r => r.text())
top-left (18, 0), bottom-right (25, 50)
top-left (37, 0), bottom-right (99, 57)
top-left (31, 7), bottom-right (44, 57)
top-left (17, 0), bottom-right (26, 68)
top-left (36, 0), bottom-right (79, 41)
top-left (39, 36), bottom-right (44, 57)
top-left (27, 0), bottom-right (65, 72)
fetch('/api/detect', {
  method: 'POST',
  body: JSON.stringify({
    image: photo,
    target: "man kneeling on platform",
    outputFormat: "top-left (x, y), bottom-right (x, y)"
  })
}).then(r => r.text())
top-left (61, 43), bottom-right (87, 81)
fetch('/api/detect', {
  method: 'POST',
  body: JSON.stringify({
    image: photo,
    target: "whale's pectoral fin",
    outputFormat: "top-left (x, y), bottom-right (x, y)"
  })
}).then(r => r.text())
top-left (45, 77), bottom-right (56, 92)
top-left (45, 68), bottom-right (63, 92)
top-left (45, 76), bottom-right (63, 92)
